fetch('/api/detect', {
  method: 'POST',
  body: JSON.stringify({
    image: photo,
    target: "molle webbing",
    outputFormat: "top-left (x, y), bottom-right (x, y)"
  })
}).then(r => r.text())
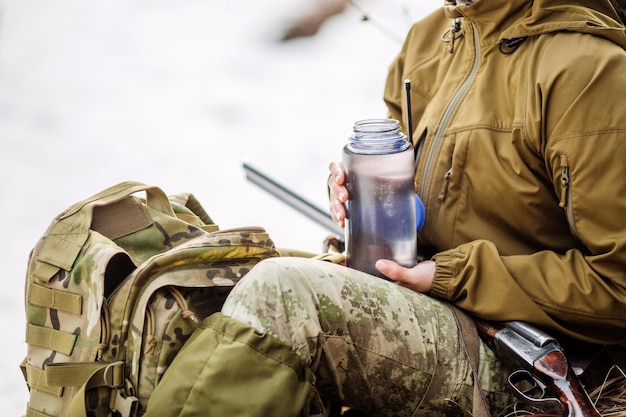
top-left (26, 323), bottom-right (76, 356)
top-left (28, 282), bottom-right (82, 315)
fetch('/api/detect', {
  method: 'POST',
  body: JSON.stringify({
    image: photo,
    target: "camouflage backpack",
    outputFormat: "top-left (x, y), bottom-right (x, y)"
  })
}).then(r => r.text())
top-left (21, 181), bottom-right (279, 417)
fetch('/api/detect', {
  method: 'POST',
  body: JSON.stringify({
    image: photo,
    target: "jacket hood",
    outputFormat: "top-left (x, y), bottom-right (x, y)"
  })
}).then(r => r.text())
top-left (444, 0), bottom-right (626, 49)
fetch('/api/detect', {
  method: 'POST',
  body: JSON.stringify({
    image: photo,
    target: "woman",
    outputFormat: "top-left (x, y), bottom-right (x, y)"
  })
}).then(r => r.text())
top-left (146, 1), bottom-right (626, 416)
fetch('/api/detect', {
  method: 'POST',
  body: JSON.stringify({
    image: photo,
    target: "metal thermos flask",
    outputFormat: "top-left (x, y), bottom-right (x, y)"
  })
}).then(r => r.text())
top-left (342, 118), bottom-right (419, 278)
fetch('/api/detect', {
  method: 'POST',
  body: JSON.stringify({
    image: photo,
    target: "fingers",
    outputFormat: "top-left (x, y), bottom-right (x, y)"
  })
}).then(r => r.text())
top-left (375, 260), bottom-right (436, 294)
top-left (375, 259), bottom-right (405, 281)
top-left (328, 161), bottom-right (345, 189)
top-left (328, 161), bottom-right (348, 227)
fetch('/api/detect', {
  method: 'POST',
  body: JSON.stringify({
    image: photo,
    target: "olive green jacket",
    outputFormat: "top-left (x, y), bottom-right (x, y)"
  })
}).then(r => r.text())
top-left (384, 0), bottom-right (626, 344)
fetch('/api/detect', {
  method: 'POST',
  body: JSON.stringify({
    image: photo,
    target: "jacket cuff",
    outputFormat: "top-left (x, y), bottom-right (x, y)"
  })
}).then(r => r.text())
top-left (431, 250), bottom-right (457, 299)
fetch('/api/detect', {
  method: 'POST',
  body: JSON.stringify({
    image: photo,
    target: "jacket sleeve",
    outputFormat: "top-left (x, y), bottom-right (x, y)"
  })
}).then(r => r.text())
top-left (431, 34), bottom-right (626, 346)
top-left (432, 240), bottom-right (626, 345)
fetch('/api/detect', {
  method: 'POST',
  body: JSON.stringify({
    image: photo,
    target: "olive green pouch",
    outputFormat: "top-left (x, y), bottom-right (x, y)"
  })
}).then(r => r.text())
top-left (144, 313), bottom-right (319, 417)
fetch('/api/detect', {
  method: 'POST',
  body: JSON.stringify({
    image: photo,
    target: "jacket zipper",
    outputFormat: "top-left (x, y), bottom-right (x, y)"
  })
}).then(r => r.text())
top-left (420, 21), bottom-right (481, 203)
top-left (559, 154), bottom-right (579, 238)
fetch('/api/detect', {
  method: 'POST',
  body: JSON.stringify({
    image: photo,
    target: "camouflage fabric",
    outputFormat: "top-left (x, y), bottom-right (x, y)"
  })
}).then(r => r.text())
top-left (222, 256), bottom-right (518, 416)
top-left (22, 182), bottom-right (279, 417)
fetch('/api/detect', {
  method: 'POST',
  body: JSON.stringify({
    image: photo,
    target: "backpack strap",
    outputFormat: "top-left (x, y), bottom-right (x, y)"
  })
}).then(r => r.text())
top-left (447, 304), bottom-right (491, 417)
top-left (448, 305), bottom-right (566, 417)
top-left (22, 361), bottom-right (136, 417)
top-left (23, 361), bottom-right (63, 396)
top-left (62, 361), bottom-right (138, 417)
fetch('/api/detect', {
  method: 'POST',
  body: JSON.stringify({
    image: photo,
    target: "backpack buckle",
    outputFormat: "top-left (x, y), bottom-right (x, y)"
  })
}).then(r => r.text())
top-left (112, 388), bottom-right (139, 417)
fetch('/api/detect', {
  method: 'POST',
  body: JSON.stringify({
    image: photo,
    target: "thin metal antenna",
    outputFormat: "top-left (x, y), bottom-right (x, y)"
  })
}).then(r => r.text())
top-left (404, 79), bottom-right (413, 144)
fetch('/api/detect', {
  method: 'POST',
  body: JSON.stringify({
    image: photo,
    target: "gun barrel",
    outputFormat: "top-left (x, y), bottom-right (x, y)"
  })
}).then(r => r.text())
top-left (243, 162), bottom-right (344, 237)
top-left (477, 319), bottom-right (553, 369)
top-left (505, 321), bottom-right (557, 348)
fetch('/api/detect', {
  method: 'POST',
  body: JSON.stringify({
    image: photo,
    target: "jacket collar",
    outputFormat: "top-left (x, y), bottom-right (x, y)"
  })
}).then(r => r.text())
top-left (442, 0), bottom-right (626, 48)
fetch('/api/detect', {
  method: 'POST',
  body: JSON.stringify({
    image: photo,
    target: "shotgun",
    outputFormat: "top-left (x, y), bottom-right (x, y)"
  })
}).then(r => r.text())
top-left (475, 319), bottom-right (602, 417)
top-left (242, 162), bottom-right (602, 417)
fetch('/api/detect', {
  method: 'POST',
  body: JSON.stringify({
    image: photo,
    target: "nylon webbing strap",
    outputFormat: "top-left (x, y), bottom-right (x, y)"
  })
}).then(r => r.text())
top-left (28, 282), bottom-right (82, 315)
top-left (20, 357), bottom-right (27, 383)
top-left (45, 362), bottom-right (116, 388)
top-left (26, 323), bottom-right (76, 356)
top-left (30, 215), bottom-right (90, 283)
top-left (26, 405), bottom-right (55, 417)
top-left (69, 362), bottom-right (129, 417)
top-left (448, 304), bottom-right (491, 417)
top-left (25, 362), bottom-right (63, 396)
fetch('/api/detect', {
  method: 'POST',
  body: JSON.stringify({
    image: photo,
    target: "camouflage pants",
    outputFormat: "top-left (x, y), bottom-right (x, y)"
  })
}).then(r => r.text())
top-left (222, 257), bottom-right (516, 416)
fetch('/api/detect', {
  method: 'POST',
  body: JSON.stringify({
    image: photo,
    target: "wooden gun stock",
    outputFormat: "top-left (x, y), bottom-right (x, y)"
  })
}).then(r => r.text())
top-left (533, 350), bottom-right (602, 417)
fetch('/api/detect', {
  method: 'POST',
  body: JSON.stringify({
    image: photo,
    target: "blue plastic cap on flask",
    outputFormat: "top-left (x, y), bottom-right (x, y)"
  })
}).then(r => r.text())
top-left (415, 194), bottom-right (426, 231)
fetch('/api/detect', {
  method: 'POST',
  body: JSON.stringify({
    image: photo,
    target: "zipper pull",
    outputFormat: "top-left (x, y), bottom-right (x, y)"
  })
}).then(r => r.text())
top-left (438, 168), bottom-right (453, 201)
top-left (559, 154), bottom-right (569, 208)
top-left (441, 18), bottom-right (462, 53)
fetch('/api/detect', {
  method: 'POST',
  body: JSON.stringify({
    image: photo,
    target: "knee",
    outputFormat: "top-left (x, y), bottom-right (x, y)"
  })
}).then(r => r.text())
top-left (229, 257), bottom-right (313, 300)
top-left (241, 256), bottom-right (325, 287)
top-left (222, 257), bottom-right (327, 354)
top-left (249, 256), bottom-right (300, 275)
top-left (243, 256), bottom-right (304, 284)
top-left (226, 257), bottom-right (352, 316)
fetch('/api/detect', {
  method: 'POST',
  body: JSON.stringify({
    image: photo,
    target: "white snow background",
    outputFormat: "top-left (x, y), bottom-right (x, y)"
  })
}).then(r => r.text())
top-left (0, 0), bottom-right (440, 414)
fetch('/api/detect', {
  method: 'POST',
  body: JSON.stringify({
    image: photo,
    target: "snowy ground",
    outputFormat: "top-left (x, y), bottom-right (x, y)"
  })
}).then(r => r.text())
top-left (0, 0), bottom-right (440, 414)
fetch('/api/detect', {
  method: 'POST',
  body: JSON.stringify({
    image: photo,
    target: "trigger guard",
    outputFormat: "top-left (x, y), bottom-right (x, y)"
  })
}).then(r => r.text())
top-left (507, 370), bottom-right (562, 409)
top-left (509, 369), bottom-right (545, 399)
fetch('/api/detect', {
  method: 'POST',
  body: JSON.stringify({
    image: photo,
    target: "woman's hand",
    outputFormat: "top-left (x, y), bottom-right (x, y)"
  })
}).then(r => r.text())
top-left (328, 161), bottom-right (348, 228)
top-left (375, 259), bottom-right (436, 294)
